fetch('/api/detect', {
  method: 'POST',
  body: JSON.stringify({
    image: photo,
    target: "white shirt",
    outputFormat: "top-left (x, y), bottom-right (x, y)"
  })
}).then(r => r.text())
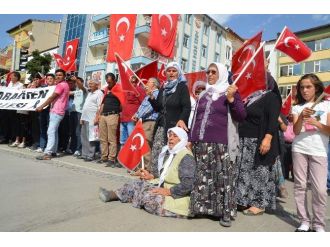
top-left (81, 89), bottom-right (103, 123)
top-left (292, 100), bottom-right (330, 157)
top-left (7, 81), bottom-right (23, 89)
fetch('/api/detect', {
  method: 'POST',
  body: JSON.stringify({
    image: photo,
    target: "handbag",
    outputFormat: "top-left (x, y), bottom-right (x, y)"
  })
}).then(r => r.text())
top-left (88, 124), bottom-right (100, 142)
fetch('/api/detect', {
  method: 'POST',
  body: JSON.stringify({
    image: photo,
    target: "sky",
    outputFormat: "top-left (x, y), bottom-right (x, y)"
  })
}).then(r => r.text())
top-left (0, 14), bottom-right (330, 49)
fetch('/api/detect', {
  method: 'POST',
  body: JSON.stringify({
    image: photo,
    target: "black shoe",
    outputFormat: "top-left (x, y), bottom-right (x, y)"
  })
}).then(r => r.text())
top-left (105, 160), bottom-right (116, 168)
top-left (295, 228), bottom-right (311, 232)
top-left (219, 218), bottom-right (232, 227)
top-left (84, 157), bottom-right (93, 162)
top-left (76, 155), bottom-right (85, 159)
top-left (98, 187), bottom-right (118, 202)
top-left (96, 159), bottom-right (108, 164)
top-left (115, 162), bottom-right (122, 168)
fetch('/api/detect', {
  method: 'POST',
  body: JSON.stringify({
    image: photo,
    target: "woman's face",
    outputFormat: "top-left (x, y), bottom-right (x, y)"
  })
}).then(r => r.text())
top-left (206, 65), bottom-right (219, 85)
top-left (167, 131), bottom-right (181, 150)
top-left (166, 67), bottom-right (179, 81)
top-left (299, 78), bottom-right (316, 102)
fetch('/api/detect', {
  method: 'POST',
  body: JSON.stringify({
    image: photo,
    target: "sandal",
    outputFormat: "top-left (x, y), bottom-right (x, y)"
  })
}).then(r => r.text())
top-left (243, 208), bottom-right (265, 216)
top-left (36, 154), bottom-right (52, 160)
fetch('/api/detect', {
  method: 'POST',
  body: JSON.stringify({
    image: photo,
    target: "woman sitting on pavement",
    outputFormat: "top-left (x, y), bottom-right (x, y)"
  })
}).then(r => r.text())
top-left (98, 127), bottom-right (196, 218)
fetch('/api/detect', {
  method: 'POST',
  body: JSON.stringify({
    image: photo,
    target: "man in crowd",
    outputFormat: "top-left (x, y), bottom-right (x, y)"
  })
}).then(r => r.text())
top-left (119, 75), bottom-right (145, 151)
top-left (79, 79), bottom-right (103, 161)
top-left (132, 77), bottom-right (160, 171)
top-left (96, 73), bottom-right (121, 167)
top-left (35, 69), bottom-right (69, 160)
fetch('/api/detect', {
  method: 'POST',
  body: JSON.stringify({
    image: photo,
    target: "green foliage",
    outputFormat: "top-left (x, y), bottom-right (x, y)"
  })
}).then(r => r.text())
top-left (25, 50), bottom-right (52, 80)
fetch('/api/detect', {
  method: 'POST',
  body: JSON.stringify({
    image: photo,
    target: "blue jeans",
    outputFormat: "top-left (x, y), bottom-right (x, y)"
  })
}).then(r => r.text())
top-left (39, 108), bottom-right (49, 149)
top-left (44, 112), bottom-right (64, 155)
top-left (327, 141), bottom-right (330, 190)
top-left (120, 122), bottom-right (135, 146)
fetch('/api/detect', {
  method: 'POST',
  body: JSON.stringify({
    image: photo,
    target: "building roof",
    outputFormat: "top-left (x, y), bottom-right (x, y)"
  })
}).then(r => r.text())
top-left (266, 22), bottom-right (330, 42)
top-left (224, 27), bottom-right (245, 42)
top-left (6, 19), bottom-right (61, 34)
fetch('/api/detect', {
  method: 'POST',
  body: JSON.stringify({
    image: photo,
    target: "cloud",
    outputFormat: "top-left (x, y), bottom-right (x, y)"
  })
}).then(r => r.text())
top-left (312, 14), bottom-right (330, 22)
top-left (210, 15), bottom-right (235, 25)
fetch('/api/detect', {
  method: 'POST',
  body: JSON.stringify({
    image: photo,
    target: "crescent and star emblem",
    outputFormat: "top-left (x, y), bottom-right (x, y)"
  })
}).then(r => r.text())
top-left (158, 14), bottom-right (173, 37)
top-left (116, 17), bottom-right (131, 42)
top-left (130, 133), bottom-right (145, 151)
top-left (284, 36), bottom-right (300, 50)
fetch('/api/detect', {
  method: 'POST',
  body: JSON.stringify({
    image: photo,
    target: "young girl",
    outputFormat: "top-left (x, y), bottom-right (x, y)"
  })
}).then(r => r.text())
top-left (292, 74), bottom-right (330, 232)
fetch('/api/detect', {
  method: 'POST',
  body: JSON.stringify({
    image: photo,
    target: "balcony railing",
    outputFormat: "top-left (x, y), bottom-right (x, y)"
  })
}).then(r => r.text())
top-left (90, 28), bottom-right (109, 42)
top-left (86, 55), bottom-right (107, 66)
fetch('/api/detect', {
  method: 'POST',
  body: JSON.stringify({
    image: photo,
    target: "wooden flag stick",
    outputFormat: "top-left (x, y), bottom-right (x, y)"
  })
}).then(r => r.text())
top-left (141, 155), bottom-right (145, 170)
top-left (267, 26), bottom-right (287, 61)
top-left (114, 52), bottom-right (147, 90)
top-left (310, 92), bottom-right (325, 109)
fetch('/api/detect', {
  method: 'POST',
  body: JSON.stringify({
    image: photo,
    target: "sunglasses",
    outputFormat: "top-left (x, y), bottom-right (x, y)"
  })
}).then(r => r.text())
top-left (206, 70), bottom-right (217, 75)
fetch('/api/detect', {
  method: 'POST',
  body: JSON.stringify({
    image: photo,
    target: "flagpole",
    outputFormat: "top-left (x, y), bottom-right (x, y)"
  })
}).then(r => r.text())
top-left (311, 92), bottom-right (325, 109)
top-left (141, 156), bottom-right (145, 170)
top-left (114, 52), bottom-right (147, 90)
top-left (232, 41), bottom-right (266, 86)
top-left (267, 26), bottom-right (287, 61)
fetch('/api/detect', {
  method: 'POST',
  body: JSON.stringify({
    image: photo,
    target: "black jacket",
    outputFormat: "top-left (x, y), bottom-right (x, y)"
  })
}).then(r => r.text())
top-left (149, 82), bottom-right (191, 137)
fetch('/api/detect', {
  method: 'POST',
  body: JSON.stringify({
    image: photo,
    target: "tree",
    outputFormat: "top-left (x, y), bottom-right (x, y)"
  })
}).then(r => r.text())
top-left (25, 50), bottom-right (52, 80)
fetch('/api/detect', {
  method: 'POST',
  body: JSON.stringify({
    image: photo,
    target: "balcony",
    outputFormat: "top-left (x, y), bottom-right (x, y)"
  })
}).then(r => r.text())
top-left (92, 14), bottom-right (109, 22)
top-left (89, 28), bottom-right (109, 46)
top-left (85, 55), bottom-right (107, 72)
top-left (135, 25), bottom-right (151, 35)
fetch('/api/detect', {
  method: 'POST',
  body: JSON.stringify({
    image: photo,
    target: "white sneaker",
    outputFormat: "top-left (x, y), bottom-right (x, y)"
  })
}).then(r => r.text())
top-left (17, 142), bottom-right (26, 148)
top-left (73, 150), bottom-right (81, 156)
top-left (36, 147), bottom-right (43, 153)
top-left (10, 141), bottom-right (19, 147)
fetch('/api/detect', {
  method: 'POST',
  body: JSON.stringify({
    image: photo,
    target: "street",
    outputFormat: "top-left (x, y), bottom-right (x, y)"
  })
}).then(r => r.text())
top-left (0, 145), bottom-right (329, 232)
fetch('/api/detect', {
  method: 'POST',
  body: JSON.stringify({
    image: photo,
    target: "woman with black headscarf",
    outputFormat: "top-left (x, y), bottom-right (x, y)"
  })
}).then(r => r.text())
top-left (235, 72), bottom-right (282, 215)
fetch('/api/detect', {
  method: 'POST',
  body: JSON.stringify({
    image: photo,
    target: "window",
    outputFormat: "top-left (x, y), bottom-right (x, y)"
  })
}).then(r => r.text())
top-left (280, 64), bottom-right (302, 76)
top-left (200, 66), bottom-right (205, 71)
top-left (181, 58), bottom-right (188, 72)
top-left (305, 61), bottom-right (314, 74)
top-left (202, 45), bottom-right (207, 57)
top-left (307, 38), bottom-right (330, 52)
top-left (203, 25), bottom-right (209, 35)
top-left (314, 60), bottom-right (321, 73)
top-left (320, 59), bottom-right (330, 72)
top-left (183, 35), bottom-right (190, 48)
top-left (216, 33), bottom-right (221, 43)
top-left (215, 52), bottom-right (220, 62)
top-left (185, 14), bottom-right (192, 25)
top-left (226, 46), bottom-right (231, 60)
top-left (306, 40), bottom-right (315, 52)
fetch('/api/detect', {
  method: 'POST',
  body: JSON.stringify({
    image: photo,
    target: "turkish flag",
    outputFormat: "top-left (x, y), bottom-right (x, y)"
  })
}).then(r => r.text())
top-left (111, 83), bottom-right (126, 106)
top-left (148, 14), bottom-right (179, 58)
top-left (115, 54), bottom-right (140, 96)
top-left (185, 71), bottom-right (207, 98)
top-left (232, 31), bottom-right (262, 77)
top-left (6, 71), bottom-right (14, 86)
top-left (275, 26), bottom-right (312, 63)
top-left (117, 121), bottom-right (150, 170)
top-left (53, 38), bottom-right (79, 72)
top-left (157, 63), bottom-right (166, 86)
top-left (107, 14), bottom-right (137, 62)
top-left (235, 43), bottom-right (267, 100)
top-left (135, 60), bottom-right (158, 85)
top-left (281, 93), bottom-right (292, 116)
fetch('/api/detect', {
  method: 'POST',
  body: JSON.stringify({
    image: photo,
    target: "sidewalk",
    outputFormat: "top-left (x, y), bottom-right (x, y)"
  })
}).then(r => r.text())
top-left (1, 143), bottom-right (329, 232)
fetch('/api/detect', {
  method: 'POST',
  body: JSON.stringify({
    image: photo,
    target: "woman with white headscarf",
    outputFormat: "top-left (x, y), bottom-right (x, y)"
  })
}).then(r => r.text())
top-left (189, 63), bottom-right (246, 227)
top-left (99, 127), bottom-right (196, 218)
top-left (147, 61), bottom-right (191, 176)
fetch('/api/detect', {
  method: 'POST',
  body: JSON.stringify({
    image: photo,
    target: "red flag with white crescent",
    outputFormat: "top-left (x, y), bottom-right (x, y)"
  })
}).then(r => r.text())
top-left (185, 71), bottom-right (207, 99)
top-left (232, 31), bottom-right (262, 78)
top-left (135, 60), bottom-right (158, 85)
top-left (148, 14), bottom-right (179, 58)
top-left (275, 26), bottom-right (311, 63)
top-left (157, 63), bottom-right (166, 86)
top-left (235, 43), bottom-right (267, 100)
top-left (107, 14), bottom-right (137, 62)
top-left (115, 54), bottom-right (140, 95)
top-left (281, 93), bottom-right (292, 116)
top-left (117, 121), bottom-right (150, 170)
top-left (53, 38), bottom-right (79, 72)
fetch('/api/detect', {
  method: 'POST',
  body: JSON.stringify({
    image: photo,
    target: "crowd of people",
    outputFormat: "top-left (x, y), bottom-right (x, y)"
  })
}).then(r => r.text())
top-left (0, 61), bottom-right (330, 232)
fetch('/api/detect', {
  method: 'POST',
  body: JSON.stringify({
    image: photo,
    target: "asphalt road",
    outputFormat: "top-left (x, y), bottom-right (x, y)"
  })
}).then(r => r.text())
top-left (0, 146), bottom-right (329, 232)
